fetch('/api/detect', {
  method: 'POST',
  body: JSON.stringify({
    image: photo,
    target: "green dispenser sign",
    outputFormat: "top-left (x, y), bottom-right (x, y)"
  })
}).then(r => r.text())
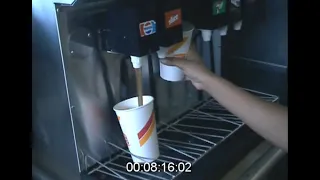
top-left (212, 0), bottom-right (227, 15)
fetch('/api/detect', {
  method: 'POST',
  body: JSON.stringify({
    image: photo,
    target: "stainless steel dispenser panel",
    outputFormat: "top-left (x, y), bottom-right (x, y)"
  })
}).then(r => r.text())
top-left (33, 1), bottom-right (126, 179)
top-left (67, 27), bottom-right (125, 169)
top-left (32, 1), bottom-right (81, 179)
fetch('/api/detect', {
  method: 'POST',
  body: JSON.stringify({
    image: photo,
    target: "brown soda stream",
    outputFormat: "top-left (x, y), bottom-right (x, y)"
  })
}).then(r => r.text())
top-left (135, 68), bottom-right (143, 106)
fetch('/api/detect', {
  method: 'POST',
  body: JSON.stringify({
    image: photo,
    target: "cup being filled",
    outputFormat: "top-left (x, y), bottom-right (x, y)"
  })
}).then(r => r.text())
top-left (113, 96), bottom-right (160, 163)
top-left (158, 21), bottom-right (195, 82)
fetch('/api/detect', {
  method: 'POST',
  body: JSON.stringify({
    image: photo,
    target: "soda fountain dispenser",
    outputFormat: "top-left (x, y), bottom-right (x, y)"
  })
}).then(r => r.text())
top-left (181, 0), bottom-right (244, 76)
top-left (33, 0), bottom-right (278, 180)
top-left (32, 0), bottom-right (184, 179)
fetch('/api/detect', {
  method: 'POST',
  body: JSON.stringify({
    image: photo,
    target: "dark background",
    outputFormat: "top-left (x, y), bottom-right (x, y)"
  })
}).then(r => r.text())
top-left (223, 0), bottom-right (288, 106)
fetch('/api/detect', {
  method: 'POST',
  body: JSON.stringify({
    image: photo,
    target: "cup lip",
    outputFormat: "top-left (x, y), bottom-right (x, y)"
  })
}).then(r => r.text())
top-left (113, 95), bottom-right (154, 113)
top-left (159, 60), bottom-right (182, 68)
top-left (182, 21), bottom-right (195, 32)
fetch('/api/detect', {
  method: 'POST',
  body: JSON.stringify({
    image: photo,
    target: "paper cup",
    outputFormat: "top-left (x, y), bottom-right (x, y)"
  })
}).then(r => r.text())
top-left (158, 21), bottom-right (194, 82)
top-left (113, 96), bottom-right (160, 163)
top-left (166, 21), bottom-right (194, 58)
top-left (159, 62), bottom-right (184, 82)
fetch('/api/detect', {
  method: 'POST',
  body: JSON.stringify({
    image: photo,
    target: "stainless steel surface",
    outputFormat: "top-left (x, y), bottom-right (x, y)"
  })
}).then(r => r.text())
top-left (154, 77), bottom-right (199, 123)
top-left (221, 141), bottom-right (286, 180)
top-left (32, 1), bottom-right (81, 179)
top-left (238, 147), bottom-right (286, 180)
top-left (221, 141), bottom-right (270, 180)
top-left (33, 1), bottom-right (125, 179)
top-left (212, 30), bottom-right (222, 76)
top-left (196, 33), bottom-right (203, 53)
top-left (54, 0), bottom-right (77, 5)
top-left (84, 89), bottom-right (278, 180)
top-left (231, 56), bottom-right (287, 69)
top-left (68, 29), bottom-right (125, 163)
top-left (33, 164), bottom-right (60, 180)
top-left (222, 56), bottom-right (287, 105)
top-left (202, 41), bottom-right (212, 71)
top-left (54, 0), bottom-right (114, 6)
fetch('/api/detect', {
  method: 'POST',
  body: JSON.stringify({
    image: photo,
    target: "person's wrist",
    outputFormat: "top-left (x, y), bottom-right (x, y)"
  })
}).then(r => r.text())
top-left (199, 70), bottom-right (216, 91)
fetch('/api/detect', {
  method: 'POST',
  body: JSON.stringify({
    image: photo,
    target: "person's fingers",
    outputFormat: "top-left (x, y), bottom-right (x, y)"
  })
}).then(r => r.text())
top-left (161, 58), bottom-right (186, 69)
top-left (160, 59), bottom-right (176, 66)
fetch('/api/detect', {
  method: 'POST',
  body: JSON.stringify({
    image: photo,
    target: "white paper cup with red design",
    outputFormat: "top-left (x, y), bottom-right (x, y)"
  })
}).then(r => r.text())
top-left (113, 96), bottom-right (160, 163)
top-left (158, 21), bottom-right (195, 82)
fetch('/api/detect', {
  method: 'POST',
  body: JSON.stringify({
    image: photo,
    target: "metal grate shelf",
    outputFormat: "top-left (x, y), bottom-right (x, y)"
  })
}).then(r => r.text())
top-left (83, 89), bottom-right (279, 180)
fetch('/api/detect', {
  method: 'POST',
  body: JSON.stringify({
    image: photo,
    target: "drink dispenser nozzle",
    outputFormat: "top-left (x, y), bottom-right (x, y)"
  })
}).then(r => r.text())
top-left (130, 56), bottom-right (144, 69)
top-left (156, 0), bottom-right (183, 48)
top-left (99, 0), bottom-right (159, 106)
top-left (100, 0), bottom-right (158, 65)
top-left (99, 0), bottom-right (184, 105)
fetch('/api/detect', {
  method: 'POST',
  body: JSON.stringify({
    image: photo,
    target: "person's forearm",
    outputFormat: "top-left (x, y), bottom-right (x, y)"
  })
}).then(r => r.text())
top-left (201, 73), bottom-right (288, 152)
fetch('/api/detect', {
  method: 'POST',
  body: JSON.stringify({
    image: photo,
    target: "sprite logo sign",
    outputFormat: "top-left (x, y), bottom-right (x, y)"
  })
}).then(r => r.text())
top-left (213, 0), bottom-right (226, 15)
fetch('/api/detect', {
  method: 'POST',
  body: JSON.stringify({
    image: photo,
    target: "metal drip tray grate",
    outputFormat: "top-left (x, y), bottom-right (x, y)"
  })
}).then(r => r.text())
top-left (84, 89), bottom-right (279, 180)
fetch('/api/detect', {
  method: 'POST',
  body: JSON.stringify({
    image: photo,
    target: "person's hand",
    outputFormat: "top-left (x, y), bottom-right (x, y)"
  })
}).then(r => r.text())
top-left (161, 45), bottom-right (213, 90)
